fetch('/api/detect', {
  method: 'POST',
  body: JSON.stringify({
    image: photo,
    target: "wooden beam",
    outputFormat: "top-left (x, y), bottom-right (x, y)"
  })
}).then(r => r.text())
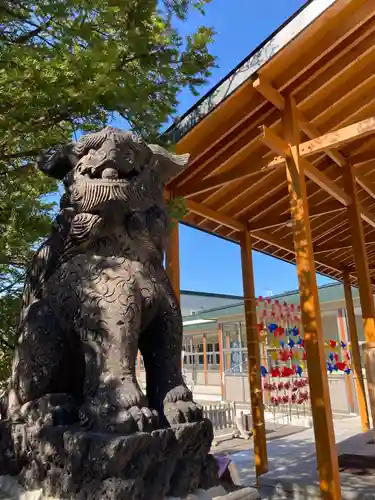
top-left (249, 229), bottom-right (341, 274)
top-left (258, 128), bottom-right (375, 227)
top-left (249, 206), bottom-right (345, 232)
top-left (240, 229), bottom-right (268, 478)
top-left (253, 77), bottom-right (285, 110)
top-left (300, 116), bottom-right (375, 157)
top-left (166, 220), bottom-right (180, 304)
top-left (253, 75), bottom-right (347, 168)
top-left (185, 199), bottom-right (245, 232)
top-left (342, 270), bottom-right (370, 432)
top-left (356, 173), bottom-right (375, 200)
top-left (178, 156), bottom-right (283, 197)
top-left (298, 114), bottom-right (346, 167)
top-left (360, 206), bottom-right (375, 228)
top-left (301, 157), bottom-right (351, 206)
top-left (283, 95), bottom-right (342, 500)
top-left (164, 191), bottom-right (181, 304)
top-left (259, 127), bottom-right (352, 206)
top-left (352, 150), bottom-right (375, 165)
top-left (253, 75), bottom-right (375, 207)
top-left (252, 230), bottom-right (294, 254)
top-left (137, 350), bottom-right (141, 378)
top-left (260, 126), bottom-right (289, 157)
top-left (343, 160), bottom-right (375, 434)
top-left (314, 239), bottom-right (375, 254)
top-left (262, 146), bottom-right (375, 169)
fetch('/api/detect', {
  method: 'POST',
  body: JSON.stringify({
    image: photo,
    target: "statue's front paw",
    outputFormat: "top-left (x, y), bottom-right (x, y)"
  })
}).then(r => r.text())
top-left (163, 384), bottom-right (192, 404)
top-left (18, 393), bottom-right (80, 427)
top-left (106, 406), bottom-right (159, 434)
top-left (164, 400), bottom-right (203, 425)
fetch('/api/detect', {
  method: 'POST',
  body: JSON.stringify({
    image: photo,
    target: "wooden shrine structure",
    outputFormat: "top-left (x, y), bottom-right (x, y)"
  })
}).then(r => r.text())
top-left (163, 0), bottom-right (375, 498)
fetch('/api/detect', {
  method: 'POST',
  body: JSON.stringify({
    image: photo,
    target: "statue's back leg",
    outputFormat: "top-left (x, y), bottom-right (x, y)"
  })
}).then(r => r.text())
top-left (8, 298), bottom-right (85, 419)
top-left (139, 282), bottom-right (203, 426)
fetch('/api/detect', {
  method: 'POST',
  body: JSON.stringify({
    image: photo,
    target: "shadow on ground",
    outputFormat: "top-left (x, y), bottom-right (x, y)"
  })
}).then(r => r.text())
top-left (225, 420), bottom-right (375, 499)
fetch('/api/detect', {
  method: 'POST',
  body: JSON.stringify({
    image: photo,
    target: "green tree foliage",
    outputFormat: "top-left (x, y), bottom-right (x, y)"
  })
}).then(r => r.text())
top-left (0, 0), bottom-right (215, 381)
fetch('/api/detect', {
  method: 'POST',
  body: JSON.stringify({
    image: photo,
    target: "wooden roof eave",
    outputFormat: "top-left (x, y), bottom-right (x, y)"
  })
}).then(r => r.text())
top-left (164, 0), bottom-right (375, 288)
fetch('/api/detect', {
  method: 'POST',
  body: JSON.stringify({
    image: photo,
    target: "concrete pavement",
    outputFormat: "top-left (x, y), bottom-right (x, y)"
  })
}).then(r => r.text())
top-left (227, 416), bottom-right (375, 499)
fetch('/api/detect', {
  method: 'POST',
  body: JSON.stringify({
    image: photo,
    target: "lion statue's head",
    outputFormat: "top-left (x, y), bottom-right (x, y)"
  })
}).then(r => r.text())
top-left (22, 127), bottom-right (189, 311)
top-left (38, 127), bottom-right (189, 215)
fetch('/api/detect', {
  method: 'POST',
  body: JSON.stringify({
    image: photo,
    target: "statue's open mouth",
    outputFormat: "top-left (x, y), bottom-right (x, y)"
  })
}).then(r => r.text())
top-left (80, 166), bottom-right (139, 183)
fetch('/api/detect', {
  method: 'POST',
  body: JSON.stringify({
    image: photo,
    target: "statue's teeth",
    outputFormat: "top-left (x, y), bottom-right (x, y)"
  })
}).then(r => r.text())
top-left (102, 168), bottom-right (118, 179)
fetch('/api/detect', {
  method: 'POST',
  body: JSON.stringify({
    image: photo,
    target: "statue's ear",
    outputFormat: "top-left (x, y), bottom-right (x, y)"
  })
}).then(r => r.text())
top-left (36, 143), bottom-right (79, 180)
top-left (148, 144), bottom-right (190, 184)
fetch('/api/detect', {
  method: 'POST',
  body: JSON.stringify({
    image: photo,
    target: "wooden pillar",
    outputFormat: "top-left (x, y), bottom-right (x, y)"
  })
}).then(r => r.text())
top-left (225, 334), bottom-right (231, 370)
top-left (343, 271), bottom-right (370, 432)
top-left (166, 221), bottom-right (180, 304)
top-left (137, 351), bottom-right (141, 378)
top-left (217, 323), bottom-right (225, 399)
top-left (203, 333), bottom-right (208, 385)
top-left (240, 230), bottom-right (268, 478)
top-left (283, 96), bottom-right (341, 500)
top-left (337, 308), bottom-right (355, 413)
top-left (166, 219), bottom-right (181, 369)
top-left (343, 160), bottom-right (375, 432)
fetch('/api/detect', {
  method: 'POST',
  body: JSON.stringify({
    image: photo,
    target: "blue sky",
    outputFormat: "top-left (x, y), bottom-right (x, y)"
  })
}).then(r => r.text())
top-left (165, 0), bottom-right (335, 297)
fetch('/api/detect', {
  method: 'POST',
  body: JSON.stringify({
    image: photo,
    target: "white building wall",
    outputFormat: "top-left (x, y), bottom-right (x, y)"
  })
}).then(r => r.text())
top-left (180, 292), bottom-right (242, 317)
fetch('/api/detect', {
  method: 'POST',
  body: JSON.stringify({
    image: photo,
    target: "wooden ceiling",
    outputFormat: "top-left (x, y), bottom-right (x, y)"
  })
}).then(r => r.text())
top-left (165, 0), bottom-right (375, 287)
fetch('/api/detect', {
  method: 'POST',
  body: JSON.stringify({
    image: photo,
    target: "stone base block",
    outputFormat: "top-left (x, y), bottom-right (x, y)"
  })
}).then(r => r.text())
top-left (0, 479), bottom-right (259, 500)
top-left (0, 418), bottom-right (221, 500)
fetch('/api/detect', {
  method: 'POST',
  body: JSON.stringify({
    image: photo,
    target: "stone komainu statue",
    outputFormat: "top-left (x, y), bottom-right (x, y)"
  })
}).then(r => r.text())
top-left (6, 127), bottom-right (202, 432)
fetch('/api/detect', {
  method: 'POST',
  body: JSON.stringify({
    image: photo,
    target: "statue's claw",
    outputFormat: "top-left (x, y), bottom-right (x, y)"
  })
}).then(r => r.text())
top-left (164, 400), bottom-right (203, 425)
top-left (105, 406), bottom-right (159, 434)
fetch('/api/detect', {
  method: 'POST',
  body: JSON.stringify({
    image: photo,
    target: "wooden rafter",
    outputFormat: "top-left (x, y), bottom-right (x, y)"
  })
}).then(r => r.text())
top-left (314, 240), bottom-right (375, 254)
top-left (177, 155), bottom-right (283, 198)
top-left (253, 77), bottom-right (285, 110)
top-left (248, 205), bottom-right (345, 231)
top-left (254, 76), bottom-right (375, 205)
top-left (165, 4), bottom-right (375, 289)
top-left (260, 126), bottom-right (352, 206)
top-left (299, 116), bottom-right (375, 156)
top-left (170, 195), bottom-right (343, 275)
top-left (259, 125), bottom-right (375, 230)
top-left (184, 199), bottom-right (245, 232)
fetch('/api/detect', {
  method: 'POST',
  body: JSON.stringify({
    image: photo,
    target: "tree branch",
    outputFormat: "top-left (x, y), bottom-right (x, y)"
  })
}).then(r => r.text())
top-left (0, 276), bottom-right (25, 295)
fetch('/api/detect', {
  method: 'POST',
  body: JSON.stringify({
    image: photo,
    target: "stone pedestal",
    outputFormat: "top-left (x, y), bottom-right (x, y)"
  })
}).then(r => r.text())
top-left (0, 418), bottom-right (222, 500)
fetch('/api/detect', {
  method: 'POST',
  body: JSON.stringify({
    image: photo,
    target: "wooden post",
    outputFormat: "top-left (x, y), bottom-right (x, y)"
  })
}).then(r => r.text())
top-left (166, 216), bottom-right (181, 369)
top-left (342, 270), bottom-right (370, 432)
top-left (225, 334), bottom-right (231, 370)
top-left (203, 333), bottom-right (208, 385)
top-left (337, 308), bottom-right (355, 413)
top-left (343, 160), bottom-right (375, 433)
top-left (137, 351), bottom-right (141, 378)
top-left (166, 221), bottom-right (180, 304)
top-left (283, 95), bottom-right (341, 500)
top-left (240, 229), bottom-right (268, 478)
top-left (218, 323), bottom-right (225, 399)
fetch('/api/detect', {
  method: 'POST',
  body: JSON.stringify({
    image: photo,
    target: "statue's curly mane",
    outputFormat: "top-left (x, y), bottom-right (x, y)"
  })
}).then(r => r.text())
top-left (21, 219), bottom-right (72, 313)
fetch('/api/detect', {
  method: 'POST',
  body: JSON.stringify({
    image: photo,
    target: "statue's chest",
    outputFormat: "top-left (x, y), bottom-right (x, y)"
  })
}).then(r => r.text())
top-left (53, 255), bottom-right (165, 306)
